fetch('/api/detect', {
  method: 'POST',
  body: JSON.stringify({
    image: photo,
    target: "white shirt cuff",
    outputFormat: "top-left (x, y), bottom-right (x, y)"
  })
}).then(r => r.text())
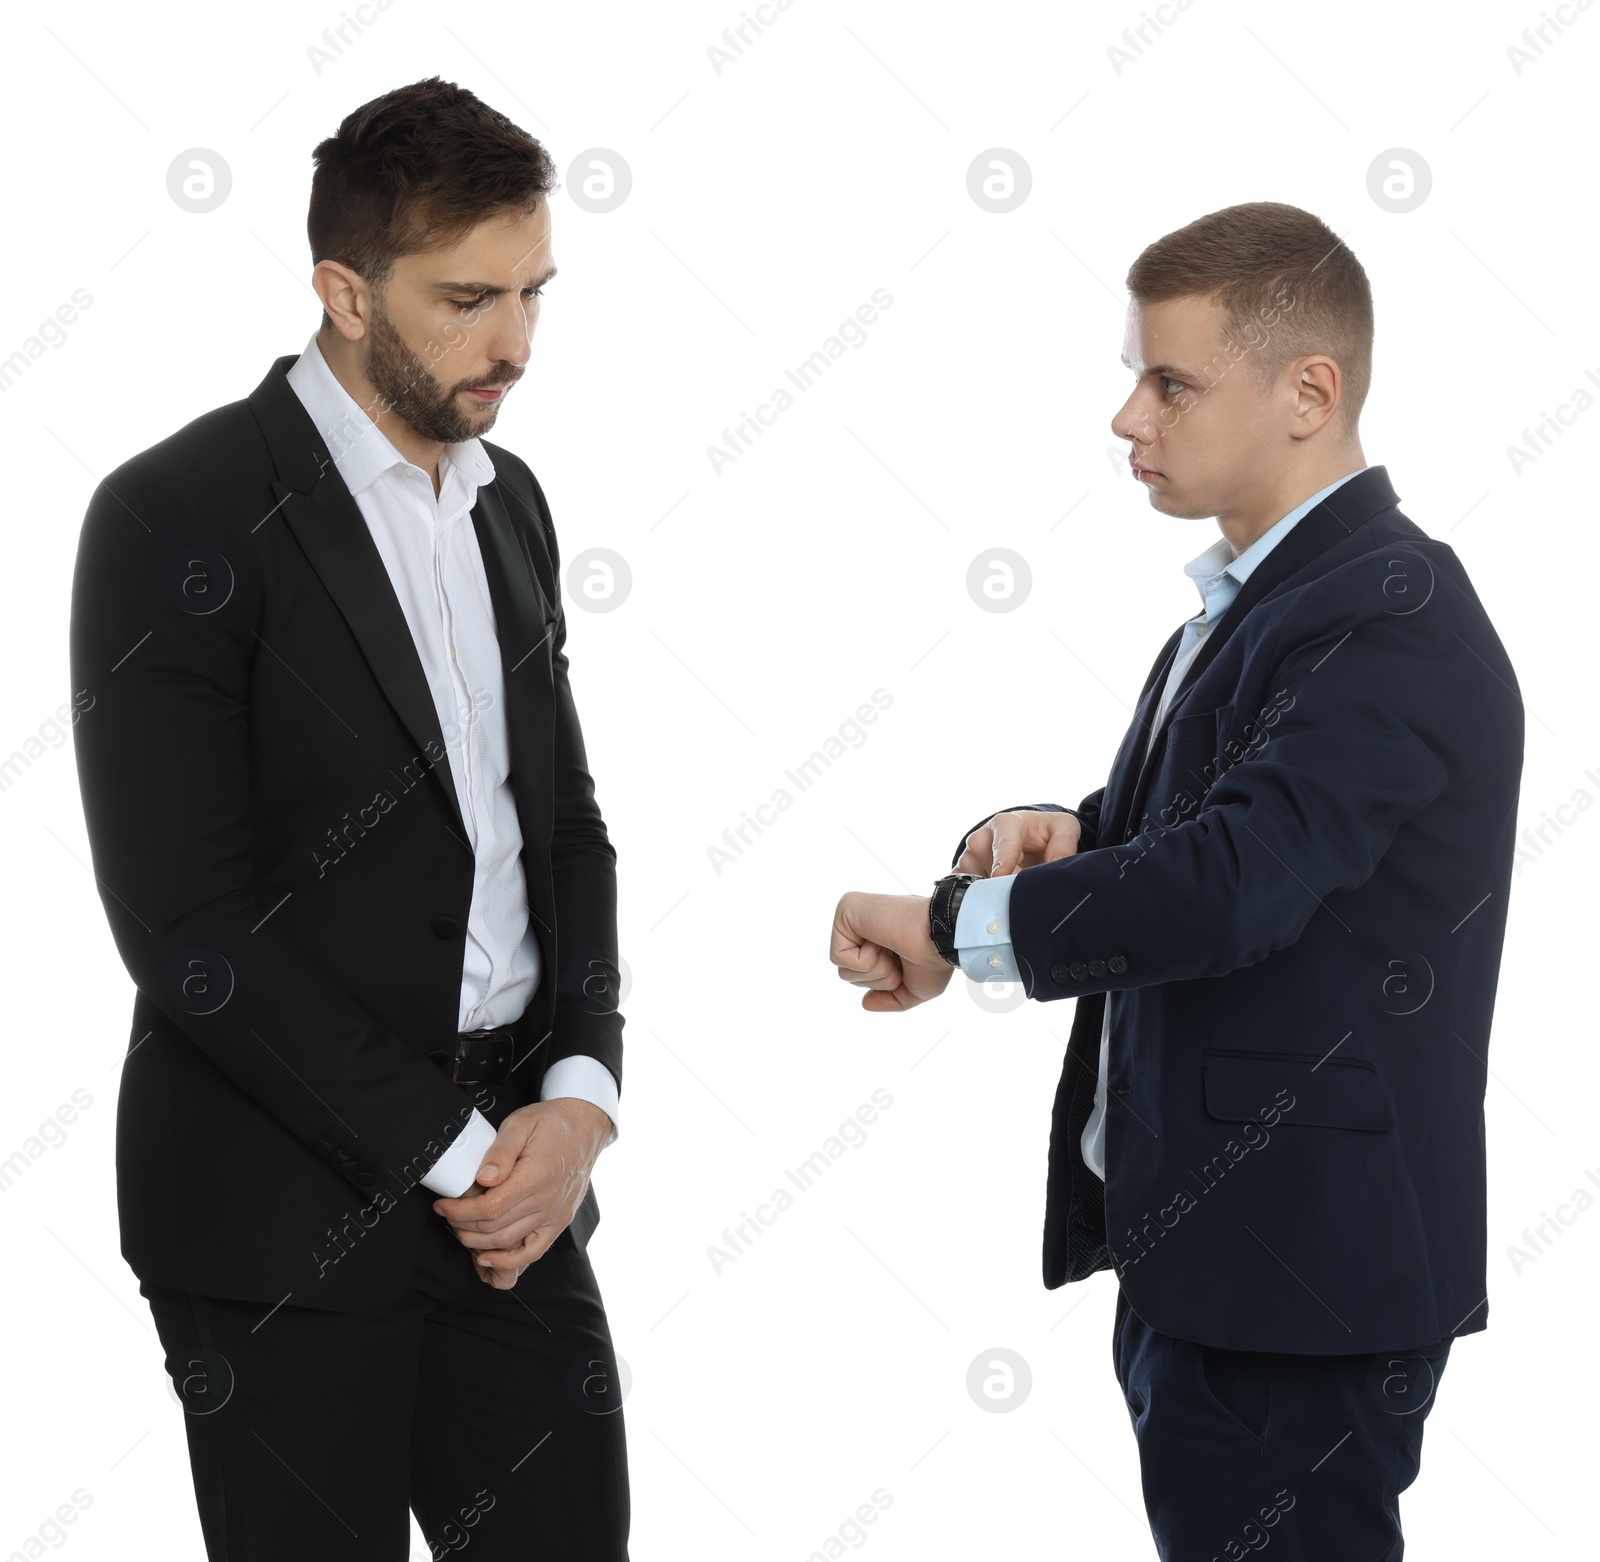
top-left (419, 1108), bottom-right (499, 1198)
top-left (540, 1054), bottom-right (619, 1147)
top-left (954, 874), bottom-right (1019, 983)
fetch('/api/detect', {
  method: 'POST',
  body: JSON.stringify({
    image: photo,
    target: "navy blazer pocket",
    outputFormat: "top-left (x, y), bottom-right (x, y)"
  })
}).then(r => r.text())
top-left (1148, 707), bottom-right (1228, 824)
top-left (1202, 1048), bottom-right (1395, 1132)
top-left (1163, 704), bottom-right (1229, 770)
top-left (1162, 708), bottom-right (1217, 751)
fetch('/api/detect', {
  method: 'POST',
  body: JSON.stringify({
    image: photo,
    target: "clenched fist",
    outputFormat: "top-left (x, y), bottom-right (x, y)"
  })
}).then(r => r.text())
top-left (830, 891), bottom-right (954, 1013)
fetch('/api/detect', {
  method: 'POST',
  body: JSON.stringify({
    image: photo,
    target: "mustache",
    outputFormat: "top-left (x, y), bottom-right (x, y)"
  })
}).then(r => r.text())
top-left (461, 369), bottom-right (522, 391)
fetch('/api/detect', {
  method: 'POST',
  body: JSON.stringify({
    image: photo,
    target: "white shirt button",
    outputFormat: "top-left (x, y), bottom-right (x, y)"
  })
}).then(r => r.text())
top-left (987, 919), bottom-right (1002, 934)
top-left (987, 953), bottom-right (1003, 969)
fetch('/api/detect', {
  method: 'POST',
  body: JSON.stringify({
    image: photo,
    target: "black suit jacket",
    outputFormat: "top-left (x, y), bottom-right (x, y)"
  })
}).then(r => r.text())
top-left (953, 467), bottom-right (1523, 1353)
top-left (70, 353), bottom-right (623, 1310)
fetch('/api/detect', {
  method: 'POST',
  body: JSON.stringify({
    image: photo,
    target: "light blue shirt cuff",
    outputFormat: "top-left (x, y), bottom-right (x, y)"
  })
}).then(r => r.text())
top-left (953, 874), bottom-right (1018, 982)
top-left (540, 1054), bottom-right (620, 1148)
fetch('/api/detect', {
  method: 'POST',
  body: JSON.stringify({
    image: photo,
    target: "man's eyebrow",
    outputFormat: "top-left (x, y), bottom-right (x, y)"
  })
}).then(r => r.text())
top-left (433, 265), bottom-right (558, 295)
top-left (1119, 351), bottom-right (1194, 379)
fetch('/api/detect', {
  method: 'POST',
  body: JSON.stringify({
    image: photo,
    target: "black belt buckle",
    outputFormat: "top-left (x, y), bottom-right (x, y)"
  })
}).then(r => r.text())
top-left (448, 1026), bottom-right (515, 1084)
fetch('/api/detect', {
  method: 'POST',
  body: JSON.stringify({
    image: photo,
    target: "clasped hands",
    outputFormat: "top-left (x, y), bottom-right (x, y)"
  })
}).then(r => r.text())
top-left (431, 1097), bottom-right (613, 1289)
top-left (829, 807), bottom-right (1082, 1011)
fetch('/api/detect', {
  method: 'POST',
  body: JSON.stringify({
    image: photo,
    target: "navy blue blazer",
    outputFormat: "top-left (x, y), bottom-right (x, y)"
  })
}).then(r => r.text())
top-left (952, 466), bottom-right (1523, 1353)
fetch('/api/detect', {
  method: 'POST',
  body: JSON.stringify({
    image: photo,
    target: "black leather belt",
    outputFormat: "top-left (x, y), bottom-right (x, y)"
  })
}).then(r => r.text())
top-left (429, 1026), bottom-right (516, 1084)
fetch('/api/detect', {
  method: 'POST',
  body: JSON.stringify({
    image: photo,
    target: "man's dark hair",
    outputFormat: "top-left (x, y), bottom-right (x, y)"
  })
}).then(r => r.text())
top-left (307, 77), bottom-right (558, 328)
top-left (1126, 201), bottom-right (1374, 433)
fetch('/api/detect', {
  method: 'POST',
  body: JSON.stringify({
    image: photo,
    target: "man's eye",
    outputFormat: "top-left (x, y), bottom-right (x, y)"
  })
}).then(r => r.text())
top-left (449, 286), bottom-right (543, 313)
top-left (1162, 377), bottom-right (1184, 396)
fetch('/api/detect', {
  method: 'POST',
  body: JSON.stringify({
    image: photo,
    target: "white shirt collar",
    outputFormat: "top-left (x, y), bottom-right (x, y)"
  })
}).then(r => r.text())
top-left (283, 331), bottom-right (495, 499)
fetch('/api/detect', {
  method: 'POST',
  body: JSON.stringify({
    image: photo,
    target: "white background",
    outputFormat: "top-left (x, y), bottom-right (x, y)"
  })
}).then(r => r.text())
top-left (2, 0), bottom-right (1595, 1556)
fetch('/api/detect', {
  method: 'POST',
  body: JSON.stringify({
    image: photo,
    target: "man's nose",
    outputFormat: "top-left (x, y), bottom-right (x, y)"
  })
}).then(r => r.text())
top-left (1111, 394), bottom-right (1153, 444)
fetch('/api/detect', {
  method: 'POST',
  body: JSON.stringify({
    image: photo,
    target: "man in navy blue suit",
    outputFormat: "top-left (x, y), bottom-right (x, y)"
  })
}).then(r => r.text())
top-left (830, 202), bottom-right (1523, 1559)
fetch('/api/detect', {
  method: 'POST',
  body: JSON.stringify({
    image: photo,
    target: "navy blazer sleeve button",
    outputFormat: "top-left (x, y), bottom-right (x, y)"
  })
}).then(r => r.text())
top-left (1069, 961), bottom-right (1088, 981)
top-left (431, 915), bottom-right (460, 939)
top-left (1108, 954), bottom-right (1128, 974)
top-left (1050, 962), bottom-right (1072, 983)
top-left (1088, 959), bottom-right (1106, 978)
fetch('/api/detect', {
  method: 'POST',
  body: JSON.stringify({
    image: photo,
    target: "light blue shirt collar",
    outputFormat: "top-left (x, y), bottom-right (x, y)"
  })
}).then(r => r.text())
top-left (1182, 467), bottom-right (1367, 625)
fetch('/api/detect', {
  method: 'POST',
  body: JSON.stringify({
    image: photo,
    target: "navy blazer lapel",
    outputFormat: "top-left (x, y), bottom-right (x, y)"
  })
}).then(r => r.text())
top-left (1109, 465), bottom-right (1401, 843)
top-left (1097, 625), bottom-right (1183, 848)
top-left (251, 355), bottom-right (473, 838)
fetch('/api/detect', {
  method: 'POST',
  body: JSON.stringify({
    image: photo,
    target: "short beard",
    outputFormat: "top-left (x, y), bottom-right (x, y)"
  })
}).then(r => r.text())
top-left (364, 300), bottom-right (510, 445)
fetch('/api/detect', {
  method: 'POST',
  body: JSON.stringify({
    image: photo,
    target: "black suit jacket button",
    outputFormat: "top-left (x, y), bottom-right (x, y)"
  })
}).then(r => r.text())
top-left (1050, 962), bottom-right (1071, 983)
top-left (1069, 961), bottom-right (1088, 981)
top-left (1088, 959), bottom-right (1106, 978)
top-left (352, 1171), bottom-right (377, 1189)
top-left (1108, 954), bottom-right (1128, 974)
top-left (431, 915), bottom-right (461, 940)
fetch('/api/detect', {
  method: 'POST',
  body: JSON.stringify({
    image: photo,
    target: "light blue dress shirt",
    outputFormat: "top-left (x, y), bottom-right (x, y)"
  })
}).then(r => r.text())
top-left (953, 469), bottom-right (1366, 1181)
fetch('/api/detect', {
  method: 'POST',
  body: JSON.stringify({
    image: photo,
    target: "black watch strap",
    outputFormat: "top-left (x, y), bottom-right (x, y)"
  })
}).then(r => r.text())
top-left (929, 872), bottom-right (982, 968)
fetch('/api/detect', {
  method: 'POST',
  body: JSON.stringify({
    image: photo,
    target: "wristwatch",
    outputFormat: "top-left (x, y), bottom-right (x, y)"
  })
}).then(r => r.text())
top-left (929, 872), bottom-right (983, 968)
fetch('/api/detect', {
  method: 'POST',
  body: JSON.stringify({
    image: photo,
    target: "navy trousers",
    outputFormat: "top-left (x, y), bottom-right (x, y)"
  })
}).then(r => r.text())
top-left (1112, 1287), bottom-right (1451, 1561)
top-left (142, 1218), bottom-right (630, 1560)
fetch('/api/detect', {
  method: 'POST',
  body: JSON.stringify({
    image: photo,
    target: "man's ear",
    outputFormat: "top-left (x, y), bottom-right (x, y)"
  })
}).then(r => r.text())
top-left (1288, 355), bottom-right (1343, 437)
top-left (311, 258), bottom-right (371, 342)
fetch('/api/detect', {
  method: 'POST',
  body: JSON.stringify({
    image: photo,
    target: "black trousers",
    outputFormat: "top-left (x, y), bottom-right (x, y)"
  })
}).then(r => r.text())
top-left (142, 1215), bottom-right (629, 1560)
top-left (1112, 1287), bottom-right (1451, 1561)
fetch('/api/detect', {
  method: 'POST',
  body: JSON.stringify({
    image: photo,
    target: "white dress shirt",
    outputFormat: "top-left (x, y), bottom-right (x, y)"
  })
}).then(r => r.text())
top-left (283, 333), bottom-right (617, 1197)
top-left (954, 468), bottom-right (1366, 1180)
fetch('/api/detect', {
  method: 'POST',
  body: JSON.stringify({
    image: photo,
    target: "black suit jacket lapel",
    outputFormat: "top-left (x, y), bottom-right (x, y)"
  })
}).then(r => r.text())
top-left (251, 357), bottom-right (470, 843)
top-left (1110, 465), bottom-right (1400, 843)
top-left (469, 480), bottom-right (557, 885)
